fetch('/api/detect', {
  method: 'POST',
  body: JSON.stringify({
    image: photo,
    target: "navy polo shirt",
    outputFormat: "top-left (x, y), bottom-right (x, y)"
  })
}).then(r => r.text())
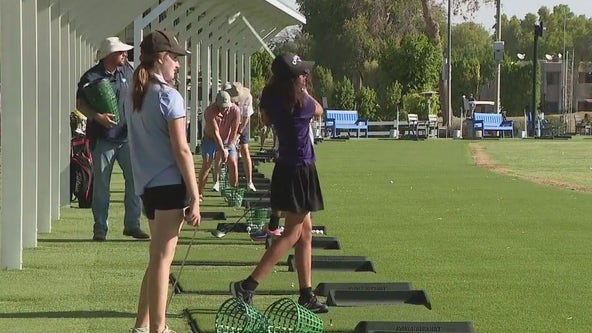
top-left (76, 61), bottom-right (134, 143)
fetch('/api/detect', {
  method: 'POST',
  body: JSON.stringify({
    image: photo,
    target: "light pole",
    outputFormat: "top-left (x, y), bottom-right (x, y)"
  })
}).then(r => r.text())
top-left (494, 0), bottom-right (502, 114)
top-left (446, 0), bottom-right (452, 135)
top-left (531, 21), bottom-right (544, 136)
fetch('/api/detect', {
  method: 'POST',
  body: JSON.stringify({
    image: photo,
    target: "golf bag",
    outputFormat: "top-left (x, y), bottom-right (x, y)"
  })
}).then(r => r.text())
top-left (70, 134), bottom-right (94, 208)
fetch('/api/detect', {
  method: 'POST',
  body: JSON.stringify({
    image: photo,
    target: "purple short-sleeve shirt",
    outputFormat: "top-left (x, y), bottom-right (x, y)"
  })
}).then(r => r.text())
top-left (260, 88), bottom-right (315, 166)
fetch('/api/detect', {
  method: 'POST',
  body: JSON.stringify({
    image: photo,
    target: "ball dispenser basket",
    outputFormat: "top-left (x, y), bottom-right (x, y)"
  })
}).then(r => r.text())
top-left (264, 298), bottom-right (323, 333)
top-left (82, 78), bottom-right (119, 123)
top-left (215, 297), bottom-right (267, 333)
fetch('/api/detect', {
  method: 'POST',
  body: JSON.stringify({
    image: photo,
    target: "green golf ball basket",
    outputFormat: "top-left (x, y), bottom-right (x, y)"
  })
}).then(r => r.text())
top-left (224, 187), bottom-right (245, 207)
top-left (215, 297), bottom-right (267, 333)
top-left (246, 207), bottom-right (271, 229)
top-left (264, 298), bottom-right (323, 333)
top-left (82, 78), bottom-right (119, 123)
top-left (219, 167), bottom-right (229, 195)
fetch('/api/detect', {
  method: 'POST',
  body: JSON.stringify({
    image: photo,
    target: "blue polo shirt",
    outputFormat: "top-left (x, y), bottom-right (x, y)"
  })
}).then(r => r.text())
top-left (76, 61), bottom-right (133, 143)
top-left (126, 74), bottom-right (187, 196)
top-left (260, 87), bottom-right (315, 166)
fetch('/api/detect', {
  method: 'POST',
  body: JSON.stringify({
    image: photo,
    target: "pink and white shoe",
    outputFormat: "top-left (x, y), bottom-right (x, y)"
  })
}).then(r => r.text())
top-left (249, 224), bottom-right (282, 241)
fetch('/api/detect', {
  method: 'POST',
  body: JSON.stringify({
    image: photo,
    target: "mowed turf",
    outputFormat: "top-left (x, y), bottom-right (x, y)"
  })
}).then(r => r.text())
top-left (0, 139), bottom-right (591, 332)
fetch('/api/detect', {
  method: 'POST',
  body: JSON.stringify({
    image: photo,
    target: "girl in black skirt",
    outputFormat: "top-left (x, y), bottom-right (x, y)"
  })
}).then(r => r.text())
top-left (230, 53), bottom-right (328, 313)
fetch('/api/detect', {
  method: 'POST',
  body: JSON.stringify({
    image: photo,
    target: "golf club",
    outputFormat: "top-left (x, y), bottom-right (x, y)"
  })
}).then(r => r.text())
top-left (211, 193), bottom-right (268, 238)
top-left (167, 226), bottom-right (199, 313)
top-left (210, 207), bottom-right (251, 238)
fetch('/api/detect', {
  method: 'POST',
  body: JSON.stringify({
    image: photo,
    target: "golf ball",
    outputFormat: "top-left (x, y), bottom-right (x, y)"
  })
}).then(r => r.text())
top-left (390, 180), bottom-right (394, 183)
top-left (246, 226), bottom-right (251, 232)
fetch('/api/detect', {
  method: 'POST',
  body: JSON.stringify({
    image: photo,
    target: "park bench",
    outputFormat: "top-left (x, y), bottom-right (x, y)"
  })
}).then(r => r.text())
top-left (324, 110), bottom-right (368, 138)
top-left (472, 112), bottom-right (514, 138)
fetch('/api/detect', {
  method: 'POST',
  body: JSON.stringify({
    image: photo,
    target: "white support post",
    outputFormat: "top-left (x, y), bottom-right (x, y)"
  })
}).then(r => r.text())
top-left (22, 0), bottom-right (39, 248)
top-left (189, 41), bottom-right (200, 152)
top-left (221, 48), bottom-right (228, 84)
top-left (212, 45), bottom-right (220, 100)
top-left (134, 0), bottom-right (176, 65)
top-left (229, 50), bottom-right (237, 82)
top-left (1, 0), bottom-right (24, 270)
top-left (59, 16), bottom-right (71, 207)
top-left (237, 53), bottom-right (244, 83)
top-left (50, 1), bottom-right (61, 220)
top-left (38, 0), bottom-right (53, 233)
top-left (245, 53), bottom-right (252, 88)
top-left (200, 42), bottom-right (211, 135)
top-left (133, 16), bottom-right (144, 66)
top-left (178, 39), bottom-right (188, 103)
top-left (77, 34), bottom-right (83, 80)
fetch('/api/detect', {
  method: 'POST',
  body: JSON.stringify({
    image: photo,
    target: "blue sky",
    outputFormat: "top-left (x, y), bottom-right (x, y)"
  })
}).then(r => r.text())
top-left (280, 0), bottom-right (592, 29)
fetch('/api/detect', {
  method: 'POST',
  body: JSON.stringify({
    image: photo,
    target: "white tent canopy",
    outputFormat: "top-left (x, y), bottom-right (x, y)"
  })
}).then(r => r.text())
top-left (0, 0), bottom-right (305, 270)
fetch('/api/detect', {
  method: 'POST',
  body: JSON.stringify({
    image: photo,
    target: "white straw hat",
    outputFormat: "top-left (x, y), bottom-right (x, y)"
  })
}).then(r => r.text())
top-left (95, 37), bottom-right (133, 62)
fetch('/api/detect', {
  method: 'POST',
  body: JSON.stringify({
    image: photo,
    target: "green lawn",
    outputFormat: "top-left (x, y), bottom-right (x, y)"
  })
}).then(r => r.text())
top-left (0, 138), bottom-right (591, 332)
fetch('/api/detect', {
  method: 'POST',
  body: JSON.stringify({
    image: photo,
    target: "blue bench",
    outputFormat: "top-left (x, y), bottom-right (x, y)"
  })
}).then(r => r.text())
top-left (324, 110), bottom-right (368, 138)
top-left (473, 113), bottom-right (514, 138)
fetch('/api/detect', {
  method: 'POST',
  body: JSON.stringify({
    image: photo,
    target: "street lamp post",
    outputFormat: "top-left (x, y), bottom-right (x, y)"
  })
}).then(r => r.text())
top-left (446, 0), bottom-right (452, 136)
top-left (494, 0), bottom-right (502, 115)
top-left (531, 21), bottom-right (544, 136)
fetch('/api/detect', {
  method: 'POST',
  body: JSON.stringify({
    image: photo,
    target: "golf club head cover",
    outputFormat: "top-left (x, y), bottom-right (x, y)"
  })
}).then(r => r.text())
top-left (268, 213), bottom-right (280, 231)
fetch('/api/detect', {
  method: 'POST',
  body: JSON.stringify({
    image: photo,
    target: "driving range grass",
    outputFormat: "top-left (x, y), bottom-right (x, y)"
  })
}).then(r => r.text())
top-left (0, 138), bottom-right (591, 332)
top-left (475, 137), bottom-right (592, 190)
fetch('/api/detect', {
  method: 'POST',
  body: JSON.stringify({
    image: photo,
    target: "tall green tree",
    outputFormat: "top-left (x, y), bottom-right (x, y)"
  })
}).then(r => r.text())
top-left (381, 33), bottom-right (441, 95)
top-left (296, 0), bottom-right (427, 85)
top-left (450, 22), bottom-right (496, 111)
top-left (380, 81), bottom-right (403, 120)
top-left (420, 0), bottom-right (493, 124)
top-left (332, 76), bottom-right (356, 110)
top-left (250, 51), bottom-right (273, 99)
top-left (500, 60), bottom-right (535, 116)
top-left (356, 86), bottom-right (378, 119)
top-left (312, 65), bottom-right (335, 107)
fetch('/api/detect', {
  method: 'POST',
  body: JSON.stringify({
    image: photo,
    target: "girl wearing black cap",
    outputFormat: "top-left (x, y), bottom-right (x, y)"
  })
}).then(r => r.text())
top-left (127, 30), bottom-right (199, 333)
top-left (230, 53), bottom-right (328, 313)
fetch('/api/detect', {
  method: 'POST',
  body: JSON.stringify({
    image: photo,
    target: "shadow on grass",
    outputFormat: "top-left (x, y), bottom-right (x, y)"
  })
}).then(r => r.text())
top-left (177, 239), bottom-right (255, 246)
top-left (38, 238), bottom-right (149, 243)
top-left (179, 289), bottom-right (295, 296)
top-left (0, 310), bottom-right (135, 319)
top-left (185, 308), bottom-right (218, 315)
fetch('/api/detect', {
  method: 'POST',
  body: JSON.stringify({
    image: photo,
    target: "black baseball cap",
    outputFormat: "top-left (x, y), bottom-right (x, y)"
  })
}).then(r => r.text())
top-left (140, 30), bottom-right (189, 56)
top-left (272, 53), bottom-right (315, 77)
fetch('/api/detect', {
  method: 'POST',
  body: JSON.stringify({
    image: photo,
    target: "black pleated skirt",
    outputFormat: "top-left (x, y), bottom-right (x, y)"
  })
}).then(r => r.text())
top-left (270, 162), bottom-right (324, 213)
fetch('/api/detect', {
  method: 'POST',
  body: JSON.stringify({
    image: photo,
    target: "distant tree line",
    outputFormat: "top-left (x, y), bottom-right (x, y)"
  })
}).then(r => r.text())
top-left (250, 2), bottom-right (592, 119)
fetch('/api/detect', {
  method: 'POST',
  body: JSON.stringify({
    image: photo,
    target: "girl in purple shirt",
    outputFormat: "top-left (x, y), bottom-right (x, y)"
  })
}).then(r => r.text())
top-left (230, 53), bottom-right (328, 313)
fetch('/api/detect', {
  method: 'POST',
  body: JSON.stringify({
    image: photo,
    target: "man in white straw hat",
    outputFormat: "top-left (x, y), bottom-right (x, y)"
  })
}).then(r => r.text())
top-left (76, 36), bottom-right (148, 242)
top-left (224, 81), bottom-right (257, 192)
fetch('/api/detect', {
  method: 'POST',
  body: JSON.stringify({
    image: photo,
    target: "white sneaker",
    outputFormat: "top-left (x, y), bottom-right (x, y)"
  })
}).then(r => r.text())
top-left (212, 181), bottom-right (220, 192)
top-left (248, 182), bottom-right (257, 192)
top-left (130, 328), bottom-right (148, 333)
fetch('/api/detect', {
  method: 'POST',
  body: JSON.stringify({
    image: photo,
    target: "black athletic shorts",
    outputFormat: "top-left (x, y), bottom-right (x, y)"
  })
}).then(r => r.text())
top-left (271, 162), bottom-right (324, 213)
top-left (141, 183), bottom-right (188, 220)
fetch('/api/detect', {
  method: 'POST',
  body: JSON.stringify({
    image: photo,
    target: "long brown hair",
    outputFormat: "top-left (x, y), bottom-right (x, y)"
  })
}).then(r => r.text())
top-left (131, 51), bottom-right (166, 111)
top-left (265, 71), bottom-right (314, 114)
